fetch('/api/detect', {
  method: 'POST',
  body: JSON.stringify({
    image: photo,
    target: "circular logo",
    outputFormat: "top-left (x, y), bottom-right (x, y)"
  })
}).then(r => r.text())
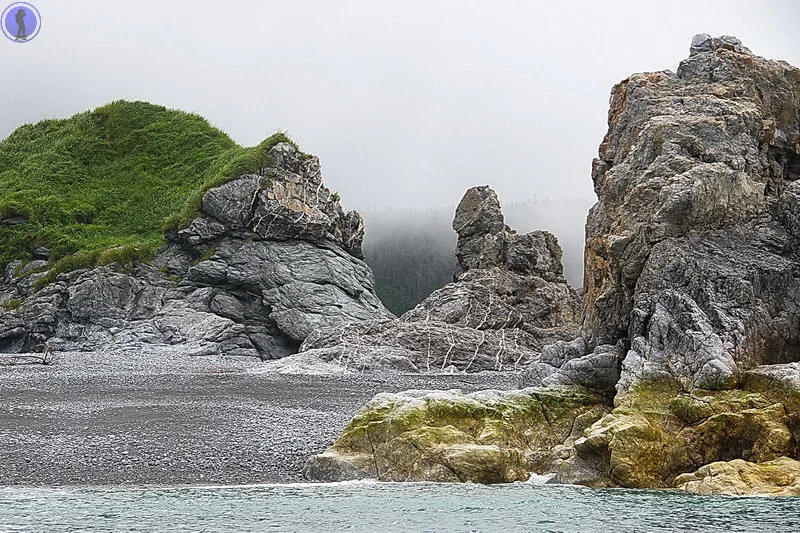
top-left (2, 2), bottom-right (40, 43)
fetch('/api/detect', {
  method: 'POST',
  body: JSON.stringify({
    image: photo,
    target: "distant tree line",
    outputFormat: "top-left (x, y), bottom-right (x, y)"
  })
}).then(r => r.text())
top-left (361, 197), bottom-right (593, 315)
top-left (361, 208), bottom-right (457, 316)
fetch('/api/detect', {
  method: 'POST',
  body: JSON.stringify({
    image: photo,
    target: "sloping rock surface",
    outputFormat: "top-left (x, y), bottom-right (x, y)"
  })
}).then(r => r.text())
top-left (303, 387), bottom-right (608, 483)
top-left (0, 143), bottom-right (391, 358)
top-left (675, 457), bottom-right (800, 496)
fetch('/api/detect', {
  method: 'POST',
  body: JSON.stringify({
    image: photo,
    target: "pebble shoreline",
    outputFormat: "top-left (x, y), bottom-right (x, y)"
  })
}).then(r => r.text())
top-left (0, 351), bottom-right (516, 486)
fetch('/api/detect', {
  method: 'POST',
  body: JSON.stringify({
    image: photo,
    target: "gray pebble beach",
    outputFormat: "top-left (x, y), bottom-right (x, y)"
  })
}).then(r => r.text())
top-left (0, 351), bottom-right (516, 486)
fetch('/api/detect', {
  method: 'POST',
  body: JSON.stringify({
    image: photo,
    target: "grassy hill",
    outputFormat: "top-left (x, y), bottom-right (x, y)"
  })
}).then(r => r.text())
top-left (0, 100), bottom-right (292, 275)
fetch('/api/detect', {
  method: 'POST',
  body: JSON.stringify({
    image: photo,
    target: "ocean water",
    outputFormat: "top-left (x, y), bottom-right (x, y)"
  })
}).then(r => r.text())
top-left (1, 481), bottom-right (799, 533)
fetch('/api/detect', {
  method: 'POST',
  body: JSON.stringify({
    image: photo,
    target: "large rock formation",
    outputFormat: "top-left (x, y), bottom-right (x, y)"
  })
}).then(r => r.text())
top-left (303, 387), bottom-right (608, 483)
top-left (542, 35), bottom-right (800, 492)
top-left (306, 36), bottom-right (800, 494)
top-left (272, 185), bottom-right (581, 373)
top-left (583, 34), bottom-right (800, 394)
top-left (424, 185), bottom-right (580, 335)
top-left (0, 143), bottom-right (392, 358)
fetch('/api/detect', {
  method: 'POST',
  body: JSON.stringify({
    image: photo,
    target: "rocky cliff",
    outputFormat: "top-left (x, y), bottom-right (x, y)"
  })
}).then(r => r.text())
top-left (271, 185), bottom-right (581, 373)
top-left (306, 35), bottom-right (800, 495)
top-left (0, 142), bottom-right (391, 358)
top-left (584, 33), bottom-right (800, 395)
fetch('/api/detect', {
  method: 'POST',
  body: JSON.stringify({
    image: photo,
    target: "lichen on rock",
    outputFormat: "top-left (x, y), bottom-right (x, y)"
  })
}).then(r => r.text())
top-left (675, 457), bottom-right (800, 496)
top-left (555, 384), bottom-right (797, 489)
top-left (303, 387), bottom-right (608, 483)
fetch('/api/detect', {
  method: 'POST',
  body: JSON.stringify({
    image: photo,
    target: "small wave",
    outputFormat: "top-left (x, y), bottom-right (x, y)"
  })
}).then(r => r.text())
top-left (522, 473), bottom-right (556, 486)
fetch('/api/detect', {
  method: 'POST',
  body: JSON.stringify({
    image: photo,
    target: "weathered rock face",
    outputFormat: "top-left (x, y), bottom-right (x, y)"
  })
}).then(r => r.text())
top-left (303, 387), bottom-right (608, 483)
top-left (293, 318), bottom-right (545, 374)
top-left (273, 186), bottom-right (581, 373)
top-left (454, 186), bottom-right (569, 283)
top-left (442, 186), bottom-right (580, 331)
top-left (308, 36), bottom-right (800, 494)
top-left (542, 35), bottom-right (800, 492)
top-left (583, 34), bottom-right (800, 394)
top-left (0, 143), bottom-right (391, 358)
top-left (183, 142), bottom-right (365, 259)
top-left (675, 457), bottom-right (800, 496)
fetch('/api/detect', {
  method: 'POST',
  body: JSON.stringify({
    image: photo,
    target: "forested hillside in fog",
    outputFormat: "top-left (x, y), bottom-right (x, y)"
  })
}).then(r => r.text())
top-left (361, 197), bottom-right (592, 315)
top-left (360, 208), bottom-right (458, 316)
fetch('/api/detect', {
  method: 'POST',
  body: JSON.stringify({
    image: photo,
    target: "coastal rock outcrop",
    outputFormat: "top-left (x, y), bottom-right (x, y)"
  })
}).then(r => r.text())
top-left (0, 143), bottom-right (391, 358)
top-left (544, 35), bottom-right (800, 492)
top-left (307, 36), bottom-right (800, 494)
top-left (273, 186), bottom-right (581, 373)
top-left (303, 388), bottom-right (608, 483)
top-left (546, 35), bottom-right (800, 493)
top-left (583, 33), bottom-right (800, 394)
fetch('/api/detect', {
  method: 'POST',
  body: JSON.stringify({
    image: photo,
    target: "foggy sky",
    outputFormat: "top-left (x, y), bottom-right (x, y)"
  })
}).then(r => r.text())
top-left (2, 0), bottom-right (799, 213)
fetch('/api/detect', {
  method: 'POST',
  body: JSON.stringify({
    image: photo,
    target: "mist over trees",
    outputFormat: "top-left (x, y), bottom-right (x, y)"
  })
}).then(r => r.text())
top-left (361, 196), bottom-right (593, 315)
top-left (360, 208), bottom-right (457, 316)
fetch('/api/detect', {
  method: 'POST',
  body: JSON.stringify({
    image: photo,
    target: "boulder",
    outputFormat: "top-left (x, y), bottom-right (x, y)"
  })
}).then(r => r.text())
top-left (519, 342), bottom-right (623, 398)
top-left (675, 457), bottom-right (800, 496)
top-left (303, 387), bottom-right (609, 483)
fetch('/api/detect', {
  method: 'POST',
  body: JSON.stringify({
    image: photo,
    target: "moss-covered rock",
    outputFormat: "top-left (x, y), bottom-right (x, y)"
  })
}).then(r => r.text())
top-left (675, 457), bottom-right (800, 496)
top-left (743, 363), bottom-right (800, 445)
top-left (556, 384), bottom-right (798, 489)
top-left (308, 376), bottom-right (800, 488)
top-left (303, 387), bottom-right (609, 483)
top-left (374, 425), bottom-right (529, 483)
top-left (567, 406), bottom-right (690, 488)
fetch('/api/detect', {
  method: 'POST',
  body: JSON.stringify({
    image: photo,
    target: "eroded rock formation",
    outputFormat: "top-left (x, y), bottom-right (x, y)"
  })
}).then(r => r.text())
top-left (307, 35), bottom-right (800, 494)
top-left (0, 143), bottom-right (391, 358)
top-left (528, 35), bottom-right (800, 493)
top-left (272, 185), bottom-right (581, 373)
top-left (584, 34), bottom-right (800, 394)
top-left (303, 387), bottom-right (608, 483)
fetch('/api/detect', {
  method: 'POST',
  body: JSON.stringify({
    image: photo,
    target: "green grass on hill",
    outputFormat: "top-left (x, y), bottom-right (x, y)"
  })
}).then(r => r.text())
top-left (0, 100), bottom-right (294, 279)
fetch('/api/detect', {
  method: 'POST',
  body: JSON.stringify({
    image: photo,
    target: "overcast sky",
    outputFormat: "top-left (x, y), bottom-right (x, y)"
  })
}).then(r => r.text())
top-left (2, 0), bottom-right (799, 212)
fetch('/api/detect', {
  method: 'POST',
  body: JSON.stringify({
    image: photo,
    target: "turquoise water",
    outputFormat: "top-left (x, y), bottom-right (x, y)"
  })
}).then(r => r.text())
top-left (1, 482), bottom-right (799, 533)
